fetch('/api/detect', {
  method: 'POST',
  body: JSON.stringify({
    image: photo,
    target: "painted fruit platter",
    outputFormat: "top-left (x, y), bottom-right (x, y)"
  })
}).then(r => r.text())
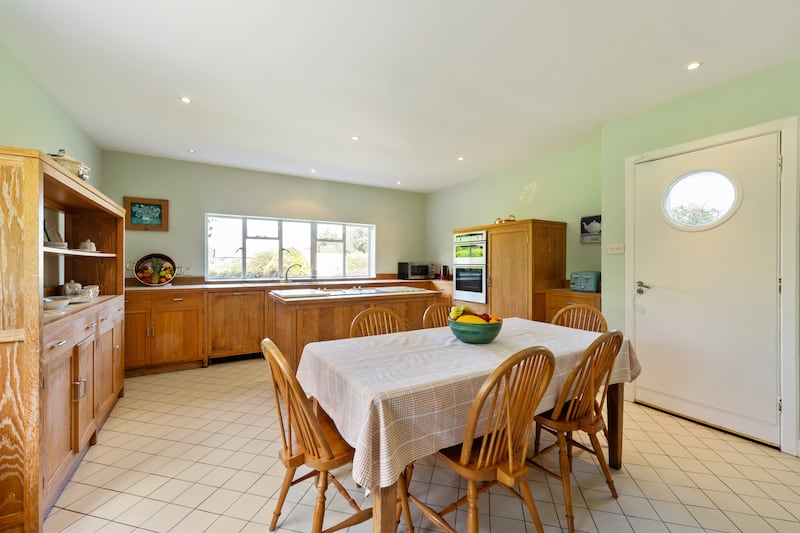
top-left (134, 253), bottom-right (176, 286)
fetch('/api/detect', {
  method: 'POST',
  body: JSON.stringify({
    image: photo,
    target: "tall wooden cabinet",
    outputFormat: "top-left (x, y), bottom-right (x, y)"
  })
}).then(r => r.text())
top-left (454, 219), bottom-right (566, 321)
top-left (0, 147), bottom-right (125, 532)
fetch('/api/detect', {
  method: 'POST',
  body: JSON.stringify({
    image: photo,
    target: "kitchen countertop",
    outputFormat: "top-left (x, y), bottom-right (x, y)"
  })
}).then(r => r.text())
top-left (269, 286), bottom-right (440, 302)
top-left (124, 279), bottom-right (435, 291)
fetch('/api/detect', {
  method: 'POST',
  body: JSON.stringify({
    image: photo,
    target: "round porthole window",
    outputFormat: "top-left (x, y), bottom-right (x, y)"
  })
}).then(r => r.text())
top-left (662, 170), bottom-right (740, 231)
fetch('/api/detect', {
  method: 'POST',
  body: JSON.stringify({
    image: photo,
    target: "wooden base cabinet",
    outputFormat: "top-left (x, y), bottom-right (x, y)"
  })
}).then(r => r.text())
top-left (544, 289), bottom-right (602, 322)
top-left (207, 289), bottom-right (266, 359)
top-left (125, 291), bottom-right (205, 373)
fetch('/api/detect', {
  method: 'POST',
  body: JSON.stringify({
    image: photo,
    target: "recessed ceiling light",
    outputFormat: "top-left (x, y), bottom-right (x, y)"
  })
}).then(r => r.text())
top-left (310, 168), bottom-right (316, 173)
top-left (187, 148), bottom-right (196, 154)
top-left (396, 180), bottom-right (402, 185)
top-left (351, 136), bottom-right (360, 141)
top-left (457, 156), bottom-right (464, 161)
top-left (686, 61), bottom-right (703, 71)
top-left (179, 96), bottom-right (192, 104)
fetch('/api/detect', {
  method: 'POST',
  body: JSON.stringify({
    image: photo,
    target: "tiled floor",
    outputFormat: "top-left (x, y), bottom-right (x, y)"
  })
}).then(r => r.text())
top-left (44, 356), bottom-right (800, 533)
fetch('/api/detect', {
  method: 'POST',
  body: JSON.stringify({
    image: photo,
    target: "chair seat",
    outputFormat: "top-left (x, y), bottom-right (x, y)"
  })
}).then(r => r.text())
top-left (435, 437), bottom-right (497, 483)
top-left (279, 409), bottom-right (355, 471)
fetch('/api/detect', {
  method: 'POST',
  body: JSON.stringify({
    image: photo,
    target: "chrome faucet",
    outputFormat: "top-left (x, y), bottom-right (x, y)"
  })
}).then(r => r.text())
top-left (284, 263), bottom-right (303, 282)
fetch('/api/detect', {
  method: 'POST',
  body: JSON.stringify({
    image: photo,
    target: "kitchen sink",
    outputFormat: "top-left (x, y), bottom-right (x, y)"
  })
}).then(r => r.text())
top-left (271, 288), bottom-right (330, 298)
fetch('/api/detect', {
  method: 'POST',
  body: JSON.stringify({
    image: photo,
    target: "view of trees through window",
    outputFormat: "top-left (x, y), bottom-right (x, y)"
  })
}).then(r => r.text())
top-left (664, 170), bottom-right (736, 228)
top-left (206, 214), bottom-right (374, 280)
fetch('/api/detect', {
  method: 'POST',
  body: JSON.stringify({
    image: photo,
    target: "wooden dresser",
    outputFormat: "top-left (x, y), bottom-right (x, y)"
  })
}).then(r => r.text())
top-left (0, 146), bottom-right (125, 530)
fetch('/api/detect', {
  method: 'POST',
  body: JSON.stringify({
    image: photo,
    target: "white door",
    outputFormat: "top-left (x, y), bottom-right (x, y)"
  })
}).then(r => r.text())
top-left (632, 132), bottom-right (781, 444)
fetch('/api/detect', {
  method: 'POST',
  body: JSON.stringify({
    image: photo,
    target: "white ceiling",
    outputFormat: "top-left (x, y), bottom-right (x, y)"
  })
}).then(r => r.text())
top-left (2, 1), bottom-right (800, 193)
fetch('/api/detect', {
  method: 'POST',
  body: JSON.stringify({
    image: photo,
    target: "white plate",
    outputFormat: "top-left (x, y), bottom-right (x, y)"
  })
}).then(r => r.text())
top-left (43, 296), bottom-right (71, 309)
top-left (69, 296), bottom-right (95, 304)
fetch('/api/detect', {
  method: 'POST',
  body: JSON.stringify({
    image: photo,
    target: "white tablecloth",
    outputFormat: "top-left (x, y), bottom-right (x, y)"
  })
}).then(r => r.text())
top-left (296, 317), bottom-right (641, 488)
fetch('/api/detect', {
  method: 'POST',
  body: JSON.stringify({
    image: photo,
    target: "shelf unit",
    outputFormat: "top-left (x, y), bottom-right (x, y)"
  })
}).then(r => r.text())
top-left (0, 146), bottom-right (125, 531)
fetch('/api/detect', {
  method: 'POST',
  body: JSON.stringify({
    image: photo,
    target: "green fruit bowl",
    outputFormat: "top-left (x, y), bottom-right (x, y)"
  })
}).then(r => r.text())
top-left (448, 318), bottom-right (503, 344)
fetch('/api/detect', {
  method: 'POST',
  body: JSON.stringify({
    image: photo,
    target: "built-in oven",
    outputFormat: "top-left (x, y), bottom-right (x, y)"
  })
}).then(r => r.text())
top-left (453, 230), bottom-right (487, 303)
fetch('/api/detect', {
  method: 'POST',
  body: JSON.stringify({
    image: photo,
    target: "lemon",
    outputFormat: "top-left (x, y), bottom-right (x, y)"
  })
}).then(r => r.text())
top-left (456, 314), bottom-right (488, 324)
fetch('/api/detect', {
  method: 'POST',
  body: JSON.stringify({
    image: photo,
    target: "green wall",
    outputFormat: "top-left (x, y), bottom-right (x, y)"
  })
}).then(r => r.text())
top-left (600, 58), bottom-right (800, 328)
top-left (0, 42), bottom-right (103, 188)
top-left (101, 151), bottom-right (429, 278)
top-left (426, 132), bottom-right (603, 276)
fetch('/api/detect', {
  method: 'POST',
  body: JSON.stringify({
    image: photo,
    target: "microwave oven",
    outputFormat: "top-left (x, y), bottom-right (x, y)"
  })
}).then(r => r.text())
top-left (398, 262), bottom-right (436, 280)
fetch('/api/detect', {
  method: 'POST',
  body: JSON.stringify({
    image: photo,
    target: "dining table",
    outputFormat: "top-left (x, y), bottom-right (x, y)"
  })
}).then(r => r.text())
top-left (296, 317), bottom-right (642, 533)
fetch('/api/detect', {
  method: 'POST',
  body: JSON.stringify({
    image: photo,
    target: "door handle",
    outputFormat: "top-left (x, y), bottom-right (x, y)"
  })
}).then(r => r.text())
top-left (636, 281), bottom-right (651, 294)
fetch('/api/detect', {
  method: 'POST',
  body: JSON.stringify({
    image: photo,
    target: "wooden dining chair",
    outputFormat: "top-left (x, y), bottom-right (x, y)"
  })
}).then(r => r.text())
top-left (349, 306), bottom-right (407, 337)
top-left (422, 302), bottom-right (450, 328)
top-left (551, 303), bottom-right (608, 333)
top-left (261, 339), bottom-right (381, 533)
top-left (526, 330), bottom-right (624, 533)
top-left (406, 346), bottom-right (556, 533)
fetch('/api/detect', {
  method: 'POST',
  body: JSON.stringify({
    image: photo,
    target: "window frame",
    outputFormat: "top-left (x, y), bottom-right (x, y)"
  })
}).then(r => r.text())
top-left (205, 213), bottom-right (375, 281)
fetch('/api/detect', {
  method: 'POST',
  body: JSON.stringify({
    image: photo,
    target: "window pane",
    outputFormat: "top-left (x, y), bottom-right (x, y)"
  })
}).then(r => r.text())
top-left (317, 241), bottom-right (343, 276)
top-left (245, 238), bottom-right (280, 278)
top-left (283, 221), bottom-right (311, 277)
top-left (346, 225), bottom-right (370, 276)
top-left (207, 216), bottom-right (243, 279)
top-left (318, 223), bottom-right (343, 240)
top-left (664, 170), bottom-right (737, 228)
top-left (247, 218), bottom-right (278, 238)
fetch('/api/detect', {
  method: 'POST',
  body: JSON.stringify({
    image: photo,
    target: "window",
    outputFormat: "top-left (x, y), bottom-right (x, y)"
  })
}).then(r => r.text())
top-left (662, 170), bottom-right (740, 231)
top-left (206, 214), bottom-right (375, 280)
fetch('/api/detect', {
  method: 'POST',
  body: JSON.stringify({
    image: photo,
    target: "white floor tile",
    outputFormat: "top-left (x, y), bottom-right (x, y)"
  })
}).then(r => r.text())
top-left (41, 359), bottom-right (800, 533)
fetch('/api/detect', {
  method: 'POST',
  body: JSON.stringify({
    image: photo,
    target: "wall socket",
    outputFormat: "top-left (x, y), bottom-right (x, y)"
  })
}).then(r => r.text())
top-left (606, 243), bottom-right (625, 255)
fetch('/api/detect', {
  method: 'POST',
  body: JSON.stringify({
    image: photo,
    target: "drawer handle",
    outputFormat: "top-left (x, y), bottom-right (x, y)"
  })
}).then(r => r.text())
top-left (172, 297), bottom-right (184, 302)
top-left (566, 301), bottom-right (576, 305)
top-left (86, 322), bottom-right (97, 329)
top-left (232, 292), bottom-right (243, 296)
top-left (54, 340), bottom-right (67, 348)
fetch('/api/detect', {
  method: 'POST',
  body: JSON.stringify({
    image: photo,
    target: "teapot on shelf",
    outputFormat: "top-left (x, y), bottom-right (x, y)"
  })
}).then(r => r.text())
top-left (62, 280), bottom-right (82, 296)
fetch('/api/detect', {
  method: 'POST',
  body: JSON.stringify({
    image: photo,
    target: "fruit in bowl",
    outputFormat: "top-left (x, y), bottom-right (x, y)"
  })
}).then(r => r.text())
top-left (448, 306), bottom-right (502, 344)
top-left (134, 253), bottom-right (176, 286)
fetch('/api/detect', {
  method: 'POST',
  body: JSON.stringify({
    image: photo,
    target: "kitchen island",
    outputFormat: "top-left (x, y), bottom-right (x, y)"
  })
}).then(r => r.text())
top-left (268, 286), bottom-right (441, 370)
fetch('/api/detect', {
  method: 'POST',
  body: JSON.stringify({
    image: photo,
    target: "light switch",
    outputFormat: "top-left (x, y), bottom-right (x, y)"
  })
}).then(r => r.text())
top-left (606, 243), bottom-right (625, 255)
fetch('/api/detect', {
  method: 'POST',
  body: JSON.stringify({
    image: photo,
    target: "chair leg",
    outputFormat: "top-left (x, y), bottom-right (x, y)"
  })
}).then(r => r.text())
top-left (397, 464), bottom-right (415, 533)
top-left (556, 432), bottom-right (574, 533)
top-left (567, 431), bottom-right (574, 472)
top-left (588, 431), bottom-right (618, 498)
top-left (534, 422), bottom-right (542, 454)
top-left (312, 471), bottom-right (328, 533)
top-left (270, 466), bottom-right (296, 531)
top-left (518, 481), bottom-right (544, 533)
top-left (466, 480), bottom-right (480, 533)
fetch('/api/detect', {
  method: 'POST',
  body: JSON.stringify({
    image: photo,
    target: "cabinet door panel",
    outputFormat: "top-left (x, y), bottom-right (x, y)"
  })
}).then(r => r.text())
top-left (489, 226), bottom-right (531, 319)
top-left (41, 342), bottom-right (73, 497)
top-left (95, 326), bottom-right (115, 421)
top-left (73, 336), bottom-right (96, 452)
top-left (208, 291), bottom-right (265, 356)
top-left (112, 321), bottom-right (124, 394)
top-left (124, 309), bottom-right (149, 368)
top-left (151, 308), bottom-right (203, 364)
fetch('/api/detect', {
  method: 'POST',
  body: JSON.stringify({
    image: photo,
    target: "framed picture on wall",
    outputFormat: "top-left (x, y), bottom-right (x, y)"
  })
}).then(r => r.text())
top-left (580, 215), bottom-right (601, 244)
top-left (124, 197), bottom-right (169, 231)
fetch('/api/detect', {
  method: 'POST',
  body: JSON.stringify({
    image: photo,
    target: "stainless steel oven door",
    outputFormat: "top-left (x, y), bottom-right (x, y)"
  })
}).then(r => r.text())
top-left (453, 264), bottom-right (486, 304)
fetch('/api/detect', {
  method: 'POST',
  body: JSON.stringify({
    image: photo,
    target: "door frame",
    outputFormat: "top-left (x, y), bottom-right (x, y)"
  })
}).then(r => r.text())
top-left (624, 116), bottom-right (799, 455)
